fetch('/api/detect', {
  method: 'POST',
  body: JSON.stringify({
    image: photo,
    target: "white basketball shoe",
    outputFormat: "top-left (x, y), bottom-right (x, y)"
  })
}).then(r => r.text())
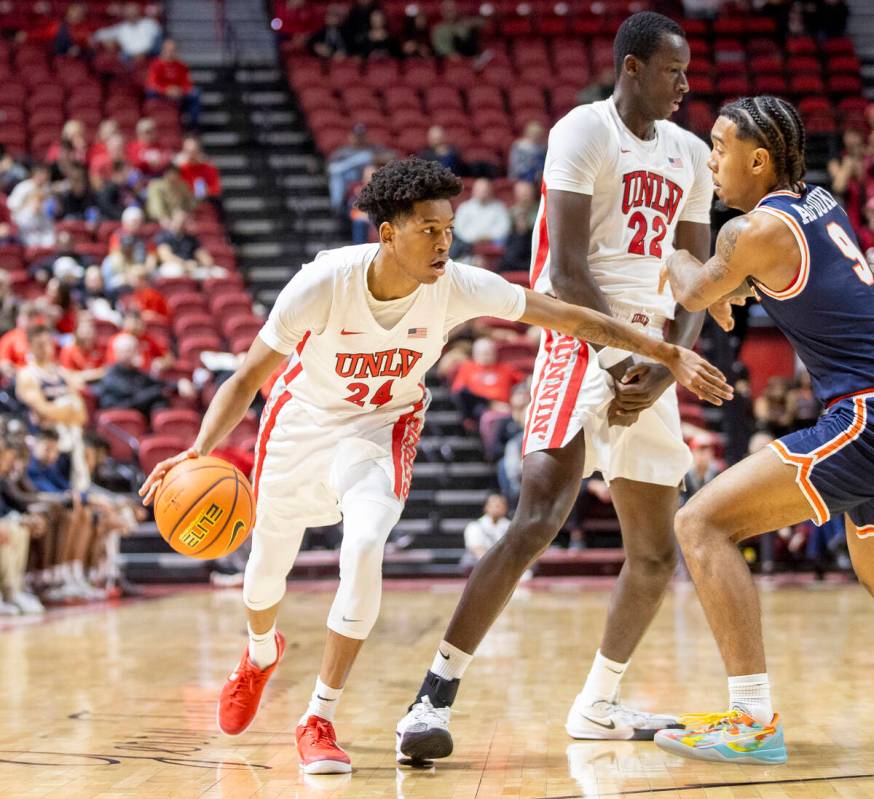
top-left (566, 695), bottom-right (682, 741)
top-left (396, 696), bottom-right (453, 765)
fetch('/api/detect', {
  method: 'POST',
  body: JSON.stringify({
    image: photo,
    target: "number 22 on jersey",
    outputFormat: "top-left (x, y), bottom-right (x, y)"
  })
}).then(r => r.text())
top-left (827, 221), bottom-right (874, 286)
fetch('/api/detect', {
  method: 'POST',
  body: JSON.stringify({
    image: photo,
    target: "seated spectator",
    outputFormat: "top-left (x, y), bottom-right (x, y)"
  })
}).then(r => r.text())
top-left (96, 333), bottom-right (171, 416)
top-left (79, 266), bottom-right (121, 326)
top-left (344, 0), bottom-right (382, 54)
top-left (857, 197), bottom-right (874, 263)
top-left (402, 10), bottom-right (434, 58)
top-left (6, 163), bottom-right (56, 247)
top-left (464, 494), bottom-right (510, 563)
top-left (488, 384), bottom-right (530, 461)
top-left (127, 118), bottom-right (173, 179)
top-left (431, 0), bottom-right (483, 58)
top-left (272, 0), bottom-right (321, 47)
top-left (52, 164), bottom-right (99, 222)
top-left (146, 39), bottom-right (201, 129)
top-left (154, 210), bottom-right (220, 279)
top-left (419, 126), bottom-right (466, 176)
top-left (577, 66), bottom-right (615, 105)
top-left (362, 10), bottom-right (399, 58)
top-left (108, 206), bottom-right (156, 261)
top-left (88, 132), bottom-right (129, 183)
top-left (754, 375), bottom-right (794, 437)
top-left (309, 5), bottom-right (350, 59)
top-left (499, 180), bottom-right (539, 271)
top-left (147, 164), bottom-right (196, 224)
top-left (176, 137), bottom-right (222, 202)
top-left (683, 435), bottom-right (721, 501)
top-left (0, 304), bottom-right (42, 376)
top-left (0, 144), bottom-right (29, 194)
top-left (93, 1), bottom-right (161, 59)
top-left (0, 272), bottom-right (17, 337)
top-left (59, 315), bottom-right (107, 383)
top-left (93, 158), bottom-right (138, 221)
top-left (508, 121), bottom-right (547, 184)
top-left (120, 272), bottom-right (171, 322)
top-left (348, 165), bottom-right (377, 244)
top-left (327, 124), bottom-right (389, 210)
top-left (106, 308), bottom-right (172, 374)
top-left (498, 431), bottom-right (523, 508)
top-left (103, 216), bottom-right (157, 294)
top-left (828, 129), bottom-right (866, 231)
top-left (42, 277), bottom-right (79, 336)
top-left (453, 178), bottom-right (512, 255)
top-left (53, 2), bottom-right (95, 57)
top-left (26, 428), bottom-right (104, 602)
top-left (451, 337), bottom-right (525, 429)
top-left (46, 120), bottom-right (90, 176)
top-left (0, 438), bottom-right (46, 615)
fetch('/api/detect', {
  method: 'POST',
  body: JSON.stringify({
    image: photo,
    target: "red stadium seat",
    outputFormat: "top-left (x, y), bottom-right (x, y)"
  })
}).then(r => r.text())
top-left (174, 314), bottom-right (219, 339)
top-left (151, 408), bottom-right (202, 442)
top-left (139, 435), bottom-right (188, 475)
top-left (210, 292), bottom-right (252, 317)
top-left (96, 409), bottom-right (148, 463)
top-left (223, 315), bottom-right (263, 341)
top-left (467, 84), bottom-right (505, 111)
top-left (178, 334), bottom-right (223, 363)
top-left (168, 292), bottom-right (209, 316)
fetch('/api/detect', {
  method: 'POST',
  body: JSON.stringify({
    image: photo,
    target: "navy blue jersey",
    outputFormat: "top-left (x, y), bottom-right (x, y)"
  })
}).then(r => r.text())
top-left (753, 185), bottom-right (874, 404)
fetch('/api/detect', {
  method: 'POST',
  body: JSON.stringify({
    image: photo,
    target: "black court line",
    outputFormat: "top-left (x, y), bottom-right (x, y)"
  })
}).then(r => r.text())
top-left (538, 771), bottom-right (874, 798)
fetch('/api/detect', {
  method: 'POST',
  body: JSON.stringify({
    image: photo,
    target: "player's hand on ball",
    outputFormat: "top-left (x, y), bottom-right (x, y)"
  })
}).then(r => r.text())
top-left (139, 448), bottom-right (199, 506)
top-left (664, 346), bottom-right (734, 406)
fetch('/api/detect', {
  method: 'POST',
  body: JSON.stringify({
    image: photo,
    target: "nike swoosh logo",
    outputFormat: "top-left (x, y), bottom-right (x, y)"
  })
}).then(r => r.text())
top-left (581, 714), bottom-right (616, 730)
top-left (340, 329), bottom-right (362, 335)
top-left (620, 148), bottom-right (631, 153)
top-left (316, 695), bottom-right (336, 702)
top-left (606, 666), bottom-right (624, 674)
top-left (438, 650), bottom-right (450, 660)
top-left (342, 615), bottom-right (361, 622)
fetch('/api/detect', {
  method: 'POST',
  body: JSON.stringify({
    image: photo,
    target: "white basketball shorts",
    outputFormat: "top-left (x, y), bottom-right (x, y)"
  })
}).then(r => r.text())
top-left (250, 393), bottom-right (427, 534)
top-left (521, 305), bottom-right (691, 488)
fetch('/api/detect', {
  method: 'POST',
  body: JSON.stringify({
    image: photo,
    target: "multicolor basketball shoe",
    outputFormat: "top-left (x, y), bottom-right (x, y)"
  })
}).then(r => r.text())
top-left (654, 710), bottom-right (787, 765)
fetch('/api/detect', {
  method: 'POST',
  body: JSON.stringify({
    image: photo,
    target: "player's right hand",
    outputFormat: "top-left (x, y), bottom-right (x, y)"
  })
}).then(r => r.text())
top-left (139, 448), bottom-right (199, 506)
top-left (664, 346), bottom-right (734, 406)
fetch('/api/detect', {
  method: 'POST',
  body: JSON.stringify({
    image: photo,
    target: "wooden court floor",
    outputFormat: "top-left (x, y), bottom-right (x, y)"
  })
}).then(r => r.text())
top-left (1, 578), bottom-right (873, 799)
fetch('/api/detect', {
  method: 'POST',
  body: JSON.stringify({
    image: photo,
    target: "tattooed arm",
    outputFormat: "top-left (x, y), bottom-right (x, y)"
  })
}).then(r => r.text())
top-left (518, 289), bottom-right (733, 405)
top-left (659, 211), bottom-right (801, 312)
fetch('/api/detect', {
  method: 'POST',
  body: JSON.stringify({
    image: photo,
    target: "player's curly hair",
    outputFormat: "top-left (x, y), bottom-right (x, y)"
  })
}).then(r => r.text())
top-left (613, 11), bottom-right (685, 77)
top-left (720, 96), bottom-right (807, 192)
top-left (355, 157), bottom-right (462, 227)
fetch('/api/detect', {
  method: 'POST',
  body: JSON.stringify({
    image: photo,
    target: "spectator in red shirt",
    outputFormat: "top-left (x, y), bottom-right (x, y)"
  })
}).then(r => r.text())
top-left (0, 304), bottom-right (43, 377)
top-left (451, 337), bottom-right (525, 430)
top-left (54, 3), bottom-right (96, 57)
top-left (126, 118), bottom-right (173, 179)
top-left (145, 40), bottom-right (201, 129)
top-left (59, 314), bottom-right (107, 383)
top-left (177, 137), bottom-right (222, 198)
top-left (272, 0), bottom-right (321, 48)
top-left (105, 308), bottom-right (172, 375)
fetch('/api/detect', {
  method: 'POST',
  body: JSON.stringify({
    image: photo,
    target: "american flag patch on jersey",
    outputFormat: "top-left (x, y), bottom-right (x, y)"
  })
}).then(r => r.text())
top-left (408, 327), bottom-right (427, 338)
top-left (668, 156), bottom-right (683, 168)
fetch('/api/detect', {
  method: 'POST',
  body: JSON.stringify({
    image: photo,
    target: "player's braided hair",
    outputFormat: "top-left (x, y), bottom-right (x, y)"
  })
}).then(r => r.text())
top-left (355, 157), bottom-right (462, 227)
top-left (719, 96), bottom-right (807, 192)
top-left (613, 11), bottom-right (685, 77)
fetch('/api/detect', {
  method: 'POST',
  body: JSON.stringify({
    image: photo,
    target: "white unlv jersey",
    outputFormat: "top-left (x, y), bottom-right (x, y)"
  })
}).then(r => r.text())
top-left (258, 243), bottom-right (526, 426)
top-left (530, 96), bottom-right (713, 320)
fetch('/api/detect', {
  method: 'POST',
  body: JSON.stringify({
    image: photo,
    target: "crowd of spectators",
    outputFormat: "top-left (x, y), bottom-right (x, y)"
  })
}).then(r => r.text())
top-left (0, 6), bottom-right (237, 611)
top-left (827, 122), bottom-right (874, 264)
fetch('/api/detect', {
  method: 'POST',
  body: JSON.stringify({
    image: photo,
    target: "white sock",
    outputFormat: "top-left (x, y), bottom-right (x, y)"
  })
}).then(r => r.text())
top-left (247, 623), bottom-right (278, 669)
top-left (728, 673), bottom-right (773, 725)
top-left (303, 677), bottom-right (343, 722)
top-left (580, 649), bottom-right (628, 705)
top-left (430, 640), bottom-right (473, 682)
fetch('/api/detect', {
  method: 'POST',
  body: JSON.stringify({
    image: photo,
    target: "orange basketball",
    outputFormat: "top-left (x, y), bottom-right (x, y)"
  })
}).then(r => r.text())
top-left (154, 456), bottom-right (255, 560)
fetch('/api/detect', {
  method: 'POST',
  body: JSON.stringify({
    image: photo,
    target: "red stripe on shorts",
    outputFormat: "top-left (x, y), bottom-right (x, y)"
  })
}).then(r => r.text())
top-left (391, 396), bottom-right (425, 500)
top-left (548, 341), bottom-right (589, 449)
top-left (528, 182), bottom-right (549, 290)
top-left (522, 329), bottom-right (553, 452)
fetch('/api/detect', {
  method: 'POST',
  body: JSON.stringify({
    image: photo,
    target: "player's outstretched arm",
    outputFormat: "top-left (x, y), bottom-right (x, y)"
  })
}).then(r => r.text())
top-left (139, 336), bottom-right (287, 504)
top-left (519, 290), bottom-right (733, 405)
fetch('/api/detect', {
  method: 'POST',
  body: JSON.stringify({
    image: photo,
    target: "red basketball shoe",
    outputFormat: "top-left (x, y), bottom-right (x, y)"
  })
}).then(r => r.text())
top-left (217, 632), bottom-right (286, 735)
top-left (296, 715), bottom-right (352, 774)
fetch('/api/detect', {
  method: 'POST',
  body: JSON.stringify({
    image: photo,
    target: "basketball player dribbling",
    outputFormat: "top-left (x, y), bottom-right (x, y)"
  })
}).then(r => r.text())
top-left (396, 12), bottom-right (731, 762)
top-left (654, 97), bottom-right (874, 764)
top-left (139, 158), bottom-right (731, 774)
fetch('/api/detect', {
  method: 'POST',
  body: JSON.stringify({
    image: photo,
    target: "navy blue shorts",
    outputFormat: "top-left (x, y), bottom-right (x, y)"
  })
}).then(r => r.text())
top-left (770, 391), bottom-right (874, 533)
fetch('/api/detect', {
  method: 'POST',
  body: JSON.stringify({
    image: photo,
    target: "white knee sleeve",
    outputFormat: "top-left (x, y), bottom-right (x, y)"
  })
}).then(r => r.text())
top-left (243, 524), bottom-right (306, 611)
top-left (327, 462), bottom-right (402, 640)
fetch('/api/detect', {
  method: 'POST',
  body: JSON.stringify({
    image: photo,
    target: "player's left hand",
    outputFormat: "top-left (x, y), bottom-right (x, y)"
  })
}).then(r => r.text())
top-left (611, 362), bottom-right (674, 414)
